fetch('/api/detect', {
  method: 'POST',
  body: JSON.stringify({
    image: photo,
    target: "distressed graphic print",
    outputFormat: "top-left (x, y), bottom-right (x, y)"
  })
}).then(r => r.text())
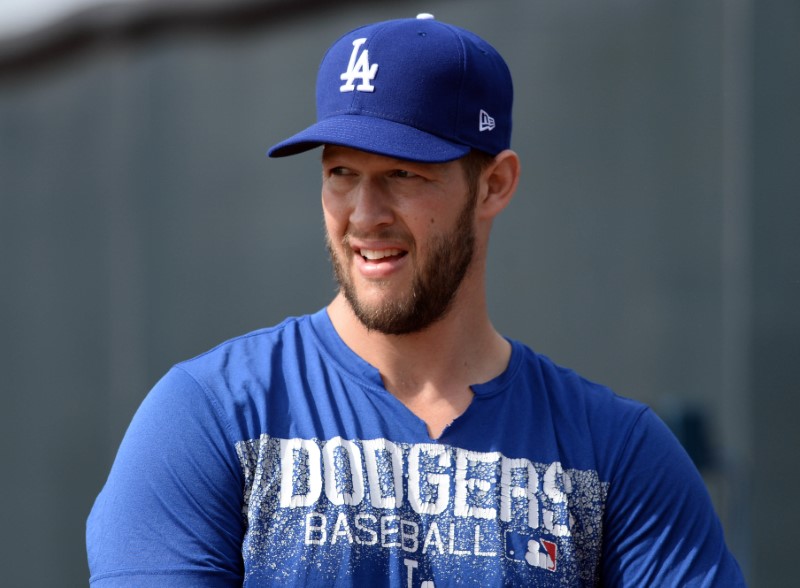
top-left (236, 435), bottom-right (608, 586)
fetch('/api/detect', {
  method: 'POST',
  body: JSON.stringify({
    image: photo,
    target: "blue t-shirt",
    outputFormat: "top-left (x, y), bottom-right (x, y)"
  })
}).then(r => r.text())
top-left (87, 309), bottom-right (744, 586)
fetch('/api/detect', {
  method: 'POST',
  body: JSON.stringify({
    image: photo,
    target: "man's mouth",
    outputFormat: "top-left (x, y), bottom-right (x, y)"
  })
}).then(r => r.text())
top-left (359, 248), bottom-right (405, 261)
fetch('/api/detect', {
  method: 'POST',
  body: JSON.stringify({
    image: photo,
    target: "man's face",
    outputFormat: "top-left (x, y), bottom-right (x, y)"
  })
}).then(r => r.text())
top-left (322, 146), bottom-right (477, 335)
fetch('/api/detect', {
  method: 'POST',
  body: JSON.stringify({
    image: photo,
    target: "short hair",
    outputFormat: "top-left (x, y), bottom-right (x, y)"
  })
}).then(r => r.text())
top-left (460, 149), bottom-right (496, 198)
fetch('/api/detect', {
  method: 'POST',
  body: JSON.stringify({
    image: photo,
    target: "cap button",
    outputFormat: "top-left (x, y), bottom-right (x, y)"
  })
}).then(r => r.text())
top-left (416, 13), bottom-right (435, 20)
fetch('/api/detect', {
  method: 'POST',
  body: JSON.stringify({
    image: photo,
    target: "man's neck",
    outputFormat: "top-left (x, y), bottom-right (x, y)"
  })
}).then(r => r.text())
top-left (326, 293), bottom-right (511, 438)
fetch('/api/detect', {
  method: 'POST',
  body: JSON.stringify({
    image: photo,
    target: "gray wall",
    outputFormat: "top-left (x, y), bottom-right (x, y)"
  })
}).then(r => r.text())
top-left (1, 0), bottom-right (797, 585)
top-left (751, 0), bottom-right (800, 583)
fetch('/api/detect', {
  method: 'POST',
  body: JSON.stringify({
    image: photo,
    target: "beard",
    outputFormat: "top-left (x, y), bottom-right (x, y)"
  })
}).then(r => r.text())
top-left (327, 192), bottom-right (477, 336)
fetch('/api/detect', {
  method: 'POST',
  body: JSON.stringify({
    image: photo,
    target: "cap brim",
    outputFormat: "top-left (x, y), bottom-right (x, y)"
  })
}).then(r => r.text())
top-left (267, 115), bottom-right (470, 163)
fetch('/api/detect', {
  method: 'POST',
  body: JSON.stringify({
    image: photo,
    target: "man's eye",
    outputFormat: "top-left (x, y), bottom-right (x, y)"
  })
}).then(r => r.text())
top-left (392, 169), bottom-right (418, 179)
top-left (329, 166), bottom-right (351, 176)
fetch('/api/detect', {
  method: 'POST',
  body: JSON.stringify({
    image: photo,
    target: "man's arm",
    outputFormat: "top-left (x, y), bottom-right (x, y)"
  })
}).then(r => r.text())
top-left (601, 407), bottom-right (745, 586)
top-left (87, 367), bottom-right (245, 587)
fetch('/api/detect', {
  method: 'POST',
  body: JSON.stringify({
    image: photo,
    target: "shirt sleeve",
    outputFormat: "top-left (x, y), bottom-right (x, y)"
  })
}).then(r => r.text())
top-left (86, 366), bottom-right (245, 587)
top-left (600, 407), bottom-right (745, 587)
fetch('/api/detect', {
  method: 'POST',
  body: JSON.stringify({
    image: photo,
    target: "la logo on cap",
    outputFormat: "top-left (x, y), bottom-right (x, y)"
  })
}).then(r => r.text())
top-left (340, 38), bottom-right (378, 93)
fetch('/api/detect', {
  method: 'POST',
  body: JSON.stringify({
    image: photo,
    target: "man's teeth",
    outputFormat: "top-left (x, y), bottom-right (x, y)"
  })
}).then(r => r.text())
top-left (361, 248), bottom-right (402, 261)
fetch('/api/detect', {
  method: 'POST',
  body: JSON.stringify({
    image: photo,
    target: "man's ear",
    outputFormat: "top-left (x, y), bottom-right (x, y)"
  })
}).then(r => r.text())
top-left (477, 150), bottom-right (520, 220)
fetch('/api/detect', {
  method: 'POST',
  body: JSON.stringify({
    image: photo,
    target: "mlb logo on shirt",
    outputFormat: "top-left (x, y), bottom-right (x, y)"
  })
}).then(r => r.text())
top-left (504, 531), bottom-right (557, 572)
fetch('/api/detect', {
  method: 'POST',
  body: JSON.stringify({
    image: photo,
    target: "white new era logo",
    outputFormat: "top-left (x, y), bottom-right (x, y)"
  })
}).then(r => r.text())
top-left (340, 38), bottom-right (378, 93)
top-left (479, 109), bottom-right (496, 132)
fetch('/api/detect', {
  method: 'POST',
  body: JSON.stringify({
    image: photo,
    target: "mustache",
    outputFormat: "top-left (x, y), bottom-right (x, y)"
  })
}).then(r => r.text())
top-left (340, 229), bottom-right (412, 247)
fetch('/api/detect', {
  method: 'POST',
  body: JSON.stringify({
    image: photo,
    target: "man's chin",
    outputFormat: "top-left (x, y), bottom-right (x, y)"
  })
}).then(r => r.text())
top-left (345, 281), bottom-right (406, 311)
top-left (342, 292), bottom-right (415, 335)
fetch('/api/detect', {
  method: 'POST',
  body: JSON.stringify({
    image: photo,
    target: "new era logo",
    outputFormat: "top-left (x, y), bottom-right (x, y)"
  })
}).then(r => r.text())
top-left (479, 109), bottom-right (496, 132)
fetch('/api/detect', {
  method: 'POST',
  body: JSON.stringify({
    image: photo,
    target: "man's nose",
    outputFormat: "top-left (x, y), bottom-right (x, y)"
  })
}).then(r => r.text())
top-left (349, 178), bottom-right (394, 229)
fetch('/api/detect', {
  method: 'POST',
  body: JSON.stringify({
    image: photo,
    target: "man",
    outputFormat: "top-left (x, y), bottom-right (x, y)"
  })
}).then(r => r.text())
top-left (87, 14), bottom-right (745, 587)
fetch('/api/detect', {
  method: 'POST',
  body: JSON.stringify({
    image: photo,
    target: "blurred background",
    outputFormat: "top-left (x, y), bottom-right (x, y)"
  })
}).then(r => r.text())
top-left (1, 0), bottom-right (797, 585)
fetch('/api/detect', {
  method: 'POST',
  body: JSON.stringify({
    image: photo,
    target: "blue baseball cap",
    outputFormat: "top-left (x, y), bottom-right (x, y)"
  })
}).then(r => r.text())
top-left (267, 14), bottom-right (513, 163)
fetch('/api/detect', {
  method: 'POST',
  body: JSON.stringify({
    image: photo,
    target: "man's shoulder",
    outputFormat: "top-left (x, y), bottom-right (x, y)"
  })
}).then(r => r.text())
top-left (180, 311), bottom-right (323, 369)
top-left (513, 341), bottom-right (648, 419)
top-left (505, 342), bottom-right (672, 485)
top-left (161, 311), bottom-right (331, 400)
